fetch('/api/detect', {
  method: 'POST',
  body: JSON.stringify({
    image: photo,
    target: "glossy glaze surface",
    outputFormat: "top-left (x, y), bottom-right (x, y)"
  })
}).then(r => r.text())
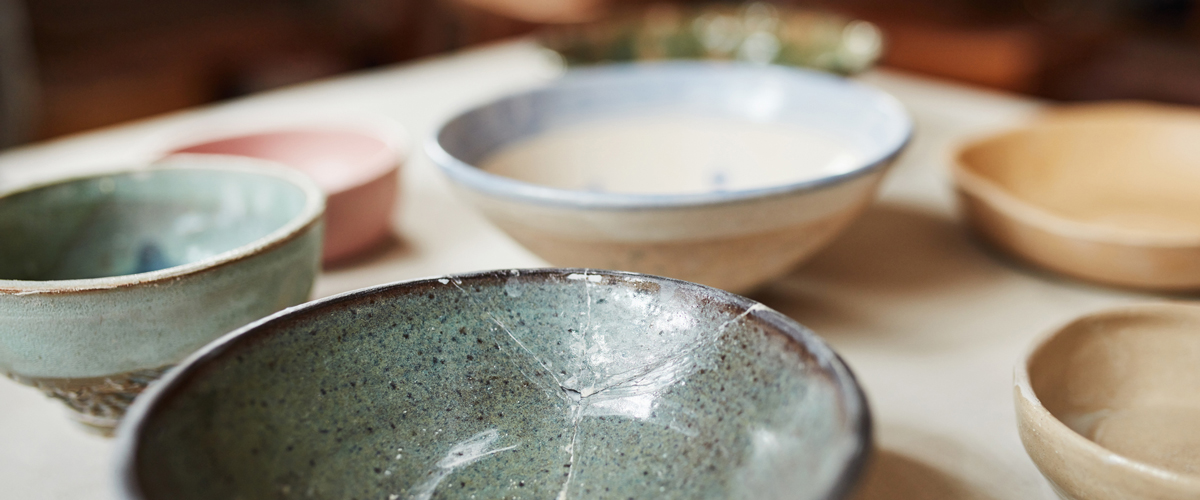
top-left (1015, 303), bottom-right (1200, 500)
top-left (118, 269), bottom-right (870, 500)
top-left (0, 158), bottom-right (324, 427)
top-left (429, 63), bottom-right (910, 292)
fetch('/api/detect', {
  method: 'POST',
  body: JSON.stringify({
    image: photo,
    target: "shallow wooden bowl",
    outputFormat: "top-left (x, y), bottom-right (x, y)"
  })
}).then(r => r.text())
top-left (953, 103), bottom-right (1200, 290)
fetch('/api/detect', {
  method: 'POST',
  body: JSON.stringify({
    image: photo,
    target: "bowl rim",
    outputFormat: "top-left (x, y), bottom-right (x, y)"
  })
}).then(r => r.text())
top-left (1014, 302), bottom-right (1200, 489)
top-left (112, 268), bottom-right (873, 500)
top-left (427, 61), bottom-right (912, 210)
top-left (953, 124), bottom-right (1200, 248)
top-left (0, 156), bottom-right (325, 294)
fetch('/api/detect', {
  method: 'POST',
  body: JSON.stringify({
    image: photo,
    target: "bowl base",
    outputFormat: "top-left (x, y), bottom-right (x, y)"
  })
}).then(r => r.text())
top-left (6, 366), bottom-right (171, 433)
top-left (495, 206), bottom-right (863, 293)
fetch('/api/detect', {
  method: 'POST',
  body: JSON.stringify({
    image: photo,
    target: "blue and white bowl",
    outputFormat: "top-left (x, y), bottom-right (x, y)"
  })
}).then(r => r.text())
top-left (429, 62), bottom-right (911, 292)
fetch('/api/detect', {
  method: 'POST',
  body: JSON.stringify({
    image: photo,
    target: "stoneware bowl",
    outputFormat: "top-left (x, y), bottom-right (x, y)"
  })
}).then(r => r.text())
top-left (0, 156), bottom-right (324, 431)
top-left (428, 62), bottom-right (911, 293)
top-left (953, 102), bottom-right (1200, 291)
top-left (1015, 302), bottom-right (1200, 499)
top-left (115, 269), bottom-right (871, 500)
top-left (168, 124), bottom-right (404, 264)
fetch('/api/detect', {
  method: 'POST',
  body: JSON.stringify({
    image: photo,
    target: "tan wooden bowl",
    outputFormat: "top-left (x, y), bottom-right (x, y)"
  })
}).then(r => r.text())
top-left (1015, 303), bottom-right (1200, 500)
top-left (952, 103), bottom-right (1200, 290)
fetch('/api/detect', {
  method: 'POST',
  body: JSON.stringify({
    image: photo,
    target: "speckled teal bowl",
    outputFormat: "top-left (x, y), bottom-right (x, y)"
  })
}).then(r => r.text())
top-left (0, 156), bottom-right (324, 430)
top-left (116, 269), bottom-right (870, 500)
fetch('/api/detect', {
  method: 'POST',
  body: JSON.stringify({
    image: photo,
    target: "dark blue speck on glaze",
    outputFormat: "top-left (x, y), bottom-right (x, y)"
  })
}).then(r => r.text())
top-left (120, 269), bottom-right (869, 500)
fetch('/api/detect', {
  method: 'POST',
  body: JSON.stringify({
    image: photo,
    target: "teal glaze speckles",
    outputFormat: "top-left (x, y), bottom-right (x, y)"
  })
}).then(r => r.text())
top-left (0, 157), bottom-right (324, 428)
top-left (118, 270), bottom-right (870, 500)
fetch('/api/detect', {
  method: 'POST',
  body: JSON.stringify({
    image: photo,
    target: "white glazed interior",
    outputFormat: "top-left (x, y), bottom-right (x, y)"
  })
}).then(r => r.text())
top-left (431, 61), bottom-right (911, 209)
top-left (479, 114), bottom-right (867, 195)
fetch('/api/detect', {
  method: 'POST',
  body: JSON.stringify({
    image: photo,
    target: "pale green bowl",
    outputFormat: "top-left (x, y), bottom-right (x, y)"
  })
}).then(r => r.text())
top-left (0, 156), bottom-right (324, 431)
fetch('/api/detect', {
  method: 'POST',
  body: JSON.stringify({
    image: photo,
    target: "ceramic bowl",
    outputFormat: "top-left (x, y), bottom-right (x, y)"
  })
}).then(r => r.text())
top-left (116, 269), bottom-right (871, 500)
top-left (1015, 303), bottom-right (1200, 500)
top-left (0, 156), bottom-right (324, 430)
top-left (168, 125), bottom-right (403, 264)
top-left (429, 62), bottom-right (911, 293)
top-left (953, 103), bottom-right (1200, 290)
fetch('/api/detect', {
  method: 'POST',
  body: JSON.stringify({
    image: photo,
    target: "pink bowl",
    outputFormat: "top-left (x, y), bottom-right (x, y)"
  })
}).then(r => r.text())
top-left (169, 128), bottom-right (402, 264)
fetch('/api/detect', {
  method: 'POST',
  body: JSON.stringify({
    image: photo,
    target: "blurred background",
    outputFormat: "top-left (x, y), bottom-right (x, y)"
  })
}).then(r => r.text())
top-left (3, 0), bottom-right (1200, 148)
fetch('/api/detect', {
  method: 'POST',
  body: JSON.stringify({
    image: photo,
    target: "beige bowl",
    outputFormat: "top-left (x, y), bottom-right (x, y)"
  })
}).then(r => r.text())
top-left (952, 103), bottom-right (1200, 291)
top-left (1015, 303), bottom-right (1200, 500)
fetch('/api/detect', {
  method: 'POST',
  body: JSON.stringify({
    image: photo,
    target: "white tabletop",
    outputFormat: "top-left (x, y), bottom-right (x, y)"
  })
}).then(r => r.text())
top-left (0, 39), bottom-right (1166, 500)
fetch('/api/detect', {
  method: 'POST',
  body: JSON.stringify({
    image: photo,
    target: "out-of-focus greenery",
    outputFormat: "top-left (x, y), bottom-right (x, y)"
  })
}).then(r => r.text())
top-left (538, 2), bottom-right (883, 75)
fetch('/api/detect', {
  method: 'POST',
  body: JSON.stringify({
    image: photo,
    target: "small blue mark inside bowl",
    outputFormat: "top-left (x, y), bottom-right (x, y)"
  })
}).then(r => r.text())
top-left (710, 171), bottom-right (729, 191)
top-left (134, 243), bottom-right (175, 275)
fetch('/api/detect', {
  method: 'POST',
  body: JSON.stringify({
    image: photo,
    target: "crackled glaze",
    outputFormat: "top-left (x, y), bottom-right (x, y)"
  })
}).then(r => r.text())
top-left (117, 269), bottom-right (870, 500)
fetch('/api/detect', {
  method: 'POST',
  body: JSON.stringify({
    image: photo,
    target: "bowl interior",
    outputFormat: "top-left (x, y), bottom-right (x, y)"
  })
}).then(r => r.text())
top-left (1027, 305), bottom-right (1200, 476)
top-left (958, 120), bottom-right (1200, 239)
top-left (436, 63), bottom-right (908, 197)
top-left (171, 130), bottom-right (395, 193)
top-left (124, 270), bottom-right (867, 500)
top-left (0, 168), bottom-right (310, 281)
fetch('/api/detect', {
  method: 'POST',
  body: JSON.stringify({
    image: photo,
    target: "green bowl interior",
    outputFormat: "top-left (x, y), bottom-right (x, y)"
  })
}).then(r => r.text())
top-left (126, 271), bottom-right (866, 500)
top-left (0, 168), bottom-right (309, 281)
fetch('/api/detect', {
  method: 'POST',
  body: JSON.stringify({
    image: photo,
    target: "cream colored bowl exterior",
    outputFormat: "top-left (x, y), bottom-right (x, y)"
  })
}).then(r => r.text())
top-left (453, 170), bottom-right (885, 293)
